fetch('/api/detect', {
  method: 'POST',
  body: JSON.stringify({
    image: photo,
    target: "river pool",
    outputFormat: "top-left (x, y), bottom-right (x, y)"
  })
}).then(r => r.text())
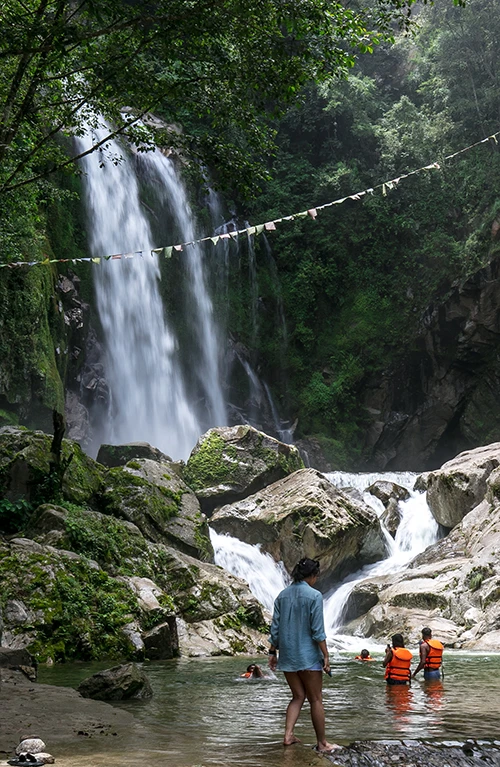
top-left (37, 651), bottom-right (500, 767)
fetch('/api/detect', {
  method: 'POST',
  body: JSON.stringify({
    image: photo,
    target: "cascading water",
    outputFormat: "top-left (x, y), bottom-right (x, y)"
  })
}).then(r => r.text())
top-left (76, 120), bottom-right (229, 456)
top-left (75, 124), bottom-right (200, 458)
top-left (210, 529), bottom-right (289, 613)
top-left (323, 471), bottom-right (439, 647)
top-left (139, 150), bottom-right (226, 430)
top-left (210, 470), bottom-right (440, 649)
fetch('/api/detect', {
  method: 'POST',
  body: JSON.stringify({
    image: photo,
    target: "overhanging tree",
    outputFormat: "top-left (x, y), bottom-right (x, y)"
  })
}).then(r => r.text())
top-left (0, 0), bottom-right (464, 205)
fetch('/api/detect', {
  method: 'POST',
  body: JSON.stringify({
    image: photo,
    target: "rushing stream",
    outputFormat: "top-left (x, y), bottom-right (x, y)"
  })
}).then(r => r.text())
top-left (211, 470), bottom-right (440, 650)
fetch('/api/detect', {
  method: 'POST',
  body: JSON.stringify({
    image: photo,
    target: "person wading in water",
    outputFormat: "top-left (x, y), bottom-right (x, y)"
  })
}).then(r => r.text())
top-left (413, 627), bottom-right (444, 680)
top-left (383, 634), bottom-right (413, 685)
top-left (268, 557), bottom-right (339, 753)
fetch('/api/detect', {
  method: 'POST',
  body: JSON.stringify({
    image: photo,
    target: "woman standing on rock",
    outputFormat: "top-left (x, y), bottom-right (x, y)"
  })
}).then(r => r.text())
top-left (268, 557), bottom-right (339, 753)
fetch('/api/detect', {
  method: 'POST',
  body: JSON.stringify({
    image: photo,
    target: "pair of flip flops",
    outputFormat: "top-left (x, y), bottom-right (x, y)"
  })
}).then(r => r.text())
top-left (8, 756), bottom-right (44, 767)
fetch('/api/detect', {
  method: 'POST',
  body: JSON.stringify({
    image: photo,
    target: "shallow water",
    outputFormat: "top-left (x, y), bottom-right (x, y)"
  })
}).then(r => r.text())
top-left (37, 652), bottom-right (500, 766)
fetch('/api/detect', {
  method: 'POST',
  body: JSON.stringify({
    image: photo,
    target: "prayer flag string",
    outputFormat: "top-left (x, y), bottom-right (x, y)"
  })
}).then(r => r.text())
top-left (1, 130), bottom-right (499, 270)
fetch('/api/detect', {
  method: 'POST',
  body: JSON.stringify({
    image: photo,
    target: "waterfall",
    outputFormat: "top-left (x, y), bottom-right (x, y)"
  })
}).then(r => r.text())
top-left (210, 470), bottom-right (439, 650)
top-left (139, 150), bottom-right (227, 431)
top-left (210, 529), bottom-right (289, 613)
top-left (75, 125), bottom-right (200, 459)
top-left (76, 123), bottom-right (226, 457)
top-left (322, 471), bottom-right (439, 647)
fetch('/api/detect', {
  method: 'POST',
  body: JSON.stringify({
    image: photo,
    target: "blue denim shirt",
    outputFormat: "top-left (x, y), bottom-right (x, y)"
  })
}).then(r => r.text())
top-left (269, 581), bottom-right (326, 672)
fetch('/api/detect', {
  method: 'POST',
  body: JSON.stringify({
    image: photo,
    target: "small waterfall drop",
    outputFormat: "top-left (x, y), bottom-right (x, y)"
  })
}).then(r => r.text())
top-left (209, 470), bottom-right (439, 651)
top-left (76, 125), bottom-right (200, 458)
top-left (210, 529), bottom-right (289, 613)
top-left (323, 471), bottom-right (439, 647)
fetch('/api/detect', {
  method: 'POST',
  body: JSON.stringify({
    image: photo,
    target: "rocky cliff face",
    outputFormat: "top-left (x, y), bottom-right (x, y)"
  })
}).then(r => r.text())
top-left (362, 255), bottom-right (500, 470)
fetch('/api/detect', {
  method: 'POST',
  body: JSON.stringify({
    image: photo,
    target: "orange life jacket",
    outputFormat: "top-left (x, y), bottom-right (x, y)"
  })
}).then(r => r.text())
top-left (242, 672), bottom-right (252, 678)
top-left (385, 647), bottom-right (412, 682)
top-left (355, 656), bottom-right (373, 661)
top-left (423, 638), bottom-right (443, 670)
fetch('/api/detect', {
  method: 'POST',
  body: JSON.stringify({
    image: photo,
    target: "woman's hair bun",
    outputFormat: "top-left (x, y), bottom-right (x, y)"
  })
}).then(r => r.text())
top-left (291, 557), bottom-right (320, 582)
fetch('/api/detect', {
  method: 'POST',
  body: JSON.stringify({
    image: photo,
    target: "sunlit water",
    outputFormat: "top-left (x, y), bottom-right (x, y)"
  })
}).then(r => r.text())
top-left (38, 653), bottom-right (500, 766)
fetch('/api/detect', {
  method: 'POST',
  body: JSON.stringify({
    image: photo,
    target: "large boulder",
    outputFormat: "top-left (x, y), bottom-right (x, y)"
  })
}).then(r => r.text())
top-left (98, 458), bottom-right (213, 561)
top-left (426, 443), bottom-right (500, 527)
top-left (211, 468), bottom-right (387, 589)
top-left (77, 662), bottom-right (153, 700)
top-left (96, 442), bottom-right (172, 468)
top-left (0, 426), bottom-right (104, 506)
top-left (367, 480), bottom-right (410, 506)
top-left (184, 425), bottom-right (304, 514)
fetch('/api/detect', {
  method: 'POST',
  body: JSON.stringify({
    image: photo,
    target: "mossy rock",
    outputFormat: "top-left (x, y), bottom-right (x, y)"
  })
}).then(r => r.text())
top-left (97, 459), bottom-right (213, 561)
top-left (184, 425), bottom-right (304, 514)
top-left (0, 427), bottom-right (104, 506)
top-left (0, 538), bottom-right (141, 662)
top-left (96, 442), bottom-right (172, 468)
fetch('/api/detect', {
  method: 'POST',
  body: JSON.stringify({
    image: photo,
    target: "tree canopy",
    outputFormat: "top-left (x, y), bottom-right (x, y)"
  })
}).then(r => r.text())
top-left (0, 0), bottom-right (464, 203)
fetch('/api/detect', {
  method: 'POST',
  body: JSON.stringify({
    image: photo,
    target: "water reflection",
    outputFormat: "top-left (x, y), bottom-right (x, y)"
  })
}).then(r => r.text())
top-left (38, 653), bottom-right (500, 767)
top-left (385, 685), bottom-right (415, 730)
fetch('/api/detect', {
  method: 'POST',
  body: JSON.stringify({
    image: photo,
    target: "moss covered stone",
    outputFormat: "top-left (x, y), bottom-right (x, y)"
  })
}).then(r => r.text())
top-left (184, 425), bottom-right (304, 514)
top-left (0, 427), bottom-right (104, 506)
top-left (0, 540), bottom-right (140, 662)
top-left (97, 460), bottom-right (213, 560)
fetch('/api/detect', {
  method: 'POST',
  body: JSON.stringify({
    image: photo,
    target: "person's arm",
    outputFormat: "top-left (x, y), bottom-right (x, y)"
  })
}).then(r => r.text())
top-left (317, 639), bottom-right (330, 674)
top-left (268, 599), bottom-right (280, 671)
top-left (310, 594), bottom-right (329, 673)
top-left (413, 641), bottom-right (428, 677)
top-left (383, 646), bottom-right (393, 668)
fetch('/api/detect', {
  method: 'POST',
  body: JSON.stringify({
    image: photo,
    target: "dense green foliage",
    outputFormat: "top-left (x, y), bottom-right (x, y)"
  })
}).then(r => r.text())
top-left (235, 0), bottom-right (500, 466)
top-left (0, 0), bottom-right (435, 264)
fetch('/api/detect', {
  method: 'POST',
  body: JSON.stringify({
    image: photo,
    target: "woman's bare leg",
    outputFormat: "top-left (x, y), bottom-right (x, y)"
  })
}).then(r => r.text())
top-left (298, 670), bottom-right (337, 752)
top-left (283, 672), bottom-right (306, 745)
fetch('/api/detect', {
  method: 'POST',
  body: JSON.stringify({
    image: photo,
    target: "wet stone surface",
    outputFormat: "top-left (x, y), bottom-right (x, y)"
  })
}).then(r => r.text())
top-left (324, 740), bottom-right (500, 766)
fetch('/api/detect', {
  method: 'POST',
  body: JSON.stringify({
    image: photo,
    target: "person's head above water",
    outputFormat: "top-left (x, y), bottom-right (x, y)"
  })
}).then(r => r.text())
top-left (360, 649), bottom-right (370, 659)
top-left (422, 627), bottom-right (432, 639)
top-left (247, 664), bottom-right (257, 673)
top-left (391, 633), bottom-right (405, 648)
top-left (291, 558), bottom-right (320, 582)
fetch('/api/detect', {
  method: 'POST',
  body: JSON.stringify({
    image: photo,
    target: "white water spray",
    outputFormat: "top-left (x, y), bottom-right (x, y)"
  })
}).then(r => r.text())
top-left (139, 150), bottom-right (226, 430)
top-left (210, 470), bottom-right (439, 650)
top-left (322, 471), bottom-right (439, 649)
top-left (76, 124), bottom-right (200, 458)
top-left (210, 529), bottom-right (289, 613)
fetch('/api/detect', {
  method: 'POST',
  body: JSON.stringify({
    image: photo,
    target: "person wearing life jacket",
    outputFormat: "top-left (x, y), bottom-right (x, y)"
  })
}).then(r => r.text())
top-left (413, 627), bottom-right (444, 680)
top-left (383, 634), bottom-right (412, 685)
top-left (354, 649), bottom-right (375, 661)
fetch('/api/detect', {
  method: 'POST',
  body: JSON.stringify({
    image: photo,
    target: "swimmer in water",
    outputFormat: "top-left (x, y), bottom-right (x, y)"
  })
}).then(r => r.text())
top-left (240, 663), bottom-right (264, 679)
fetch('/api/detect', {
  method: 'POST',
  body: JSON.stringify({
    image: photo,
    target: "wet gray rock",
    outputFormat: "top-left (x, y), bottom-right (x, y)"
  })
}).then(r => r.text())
top-left (97, 442), bottom-right (172, 467)
top-left (380, 498), bottom-right (403, 538)
top-left (426, 443), bottom-right (500, 527)
top-left (211, 468), bottom-right (387, 589)
top-left (77, 662), bottom-right (153, 700)
top-left (0, 648), bottom-right (37, 680)
top-left (184, 425), bottom-right (304, 514)
top-left (323, 740), bottom-right (500, 767)
top-left (367, 480), bottom-right (410, 506)
top-left (142, 620), bottom-right (178, 660)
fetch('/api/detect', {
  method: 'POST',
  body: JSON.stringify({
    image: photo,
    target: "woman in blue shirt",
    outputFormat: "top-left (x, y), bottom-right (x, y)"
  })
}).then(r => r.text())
top-left (268, 558), bottom-right (338, 753)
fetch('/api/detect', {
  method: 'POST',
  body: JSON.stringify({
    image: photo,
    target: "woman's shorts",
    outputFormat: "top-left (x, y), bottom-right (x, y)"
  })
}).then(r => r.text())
top-left (301, 661), bottom-right (323, 671)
